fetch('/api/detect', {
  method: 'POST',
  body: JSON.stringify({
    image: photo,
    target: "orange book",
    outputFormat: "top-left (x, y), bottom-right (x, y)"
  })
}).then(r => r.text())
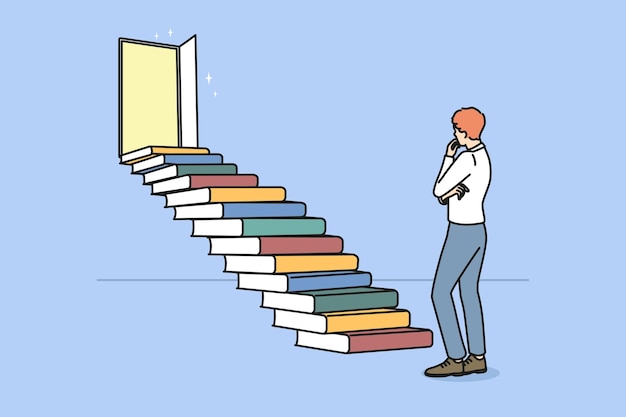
top-left (274, 308), bottom-right (411, 333)
top-left (225, 254), bottom-right (358, 274)
top-left (120, 146), bottom-right (210, 165)
top-left (165, 187), bottom-right (287, 207)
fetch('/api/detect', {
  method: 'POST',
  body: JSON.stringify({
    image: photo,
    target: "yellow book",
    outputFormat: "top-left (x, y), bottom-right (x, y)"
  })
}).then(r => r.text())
top-left (275, 254), bottom-right (358, 273)
top-left (165, 187), bottom-right (287, 207)
top-left (273, 308), bottom-right (411, 333)
top-left (324, 308), bottom-right (410, 333)
top-left (224, 254), bottom-right (359, 273)
top-left (120, 146), bottom-right (210, 165)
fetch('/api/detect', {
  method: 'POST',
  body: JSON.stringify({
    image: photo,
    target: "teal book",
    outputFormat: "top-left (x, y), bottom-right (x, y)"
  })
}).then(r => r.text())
top-left (261, 287), bottom-right (399, 313)
top-left (192, 218), bottom-right (326, 237)
top-left (143, 164), bottom-right (238, 184)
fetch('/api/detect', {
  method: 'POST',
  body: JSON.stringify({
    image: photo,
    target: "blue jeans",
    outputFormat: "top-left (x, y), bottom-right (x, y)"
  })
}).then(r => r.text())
top-left (432, 222), bottom-right (487, 360)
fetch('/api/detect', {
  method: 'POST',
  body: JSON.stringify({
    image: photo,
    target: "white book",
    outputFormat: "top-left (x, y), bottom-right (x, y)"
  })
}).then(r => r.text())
top-left (152, 176), bottom-right (193, 194)
top-left (192, 220), bottom-right (245, 237)
top-left (208, 237), bottom-right (264, 254)
top-left (296, 331), bottom-right (350, 353)
top-left (262, 291), bottom-right (316, 313)
top-left (144, 165), bottom-right (180, 184)
top-left (237, 273), bottom-right (294, 292)
top-left (224, 255), bottom-right (280, 273)
top-left (165, 188), bottom-right (212, 207)
top-left (174, 204), bottom-right (226, 219)
top-left (273, 309), bottom-right (329, 333)
top-left (120, 147), bottom-right (153, 164)
top-left (131, 155), bottom-right (169, 173)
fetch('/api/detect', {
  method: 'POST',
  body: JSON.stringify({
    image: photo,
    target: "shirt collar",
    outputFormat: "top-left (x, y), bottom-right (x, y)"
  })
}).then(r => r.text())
top-left (467, 143), bottom-right (485, 152)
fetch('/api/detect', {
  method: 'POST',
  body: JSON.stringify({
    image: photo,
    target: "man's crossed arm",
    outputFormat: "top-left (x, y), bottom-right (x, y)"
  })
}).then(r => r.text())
top-left (438, 183), bottom-right (469, 205)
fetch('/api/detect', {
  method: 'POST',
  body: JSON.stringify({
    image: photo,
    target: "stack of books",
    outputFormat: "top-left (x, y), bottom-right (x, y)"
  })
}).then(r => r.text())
top-left (120, 146), bottom-right (433, 353)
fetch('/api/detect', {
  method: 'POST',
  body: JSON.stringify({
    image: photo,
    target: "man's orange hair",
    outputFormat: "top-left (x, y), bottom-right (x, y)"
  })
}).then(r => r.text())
top-left (452, 107), bottom-right (485, 140)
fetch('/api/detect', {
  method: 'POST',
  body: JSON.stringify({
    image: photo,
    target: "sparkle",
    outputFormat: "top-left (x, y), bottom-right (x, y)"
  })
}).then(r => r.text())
top-left (205, 72), bottom-right (212, 85)
top-left (213, 91), bottom-right (218, 98)
top-left (155, 32), bottom-right (159, 40)
top-left (168, 28), bottom-right (173, 37)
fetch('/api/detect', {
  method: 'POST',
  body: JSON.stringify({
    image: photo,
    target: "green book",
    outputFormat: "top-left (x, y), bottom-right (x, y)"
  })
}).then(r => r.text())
top-left (261, 287), bottom-right (399, 313)
top-left (143, 164), bottom-right (237, 184)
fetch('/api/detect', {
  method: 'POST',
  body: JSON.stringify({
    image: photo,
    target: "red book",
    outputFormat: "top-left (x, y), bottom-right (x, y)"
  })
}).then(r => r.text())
top-left (260, 236), bottom-right (343, 254)
top-left (207, 236), bottom-right (344, 255)
top-left (152, 174), bottom-right (258, 194)
top-left (296, 327), bottom-right (433, 353)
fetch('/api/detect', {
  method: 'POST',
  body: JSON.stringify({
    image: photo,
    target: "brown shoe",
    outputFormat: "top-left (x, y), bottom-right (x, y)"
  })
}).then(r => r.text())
top-left (424, 358), bottom-right (464, 377)
top-left (462, 354), bottom-right (487, 375)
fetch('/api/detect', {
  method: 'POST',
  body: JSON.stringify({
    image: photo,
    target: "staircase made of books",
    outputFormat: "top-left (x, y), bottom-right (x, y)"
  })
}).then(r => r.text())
top-left (120, 146), bottom-right (433, 353)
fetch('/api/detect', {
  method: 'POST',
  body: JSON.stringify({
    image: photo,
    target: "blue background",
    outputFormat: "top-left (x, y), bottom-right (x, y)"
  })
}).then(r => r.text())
top-left (2, 1), bottom-right (624, 415)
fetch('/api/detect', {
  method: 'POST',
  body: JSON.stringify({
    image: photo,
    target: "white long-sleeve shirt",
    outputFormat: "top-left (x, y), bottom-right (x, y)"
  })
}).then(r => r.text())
top-left (433, 143), bottom-right (491, 225)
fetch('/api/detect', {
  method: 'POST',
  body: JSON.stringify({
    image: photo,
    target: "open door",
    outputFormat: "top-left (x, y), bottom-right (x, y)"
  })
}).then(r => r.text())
top-left (118, 35), bottom-right (198, 157)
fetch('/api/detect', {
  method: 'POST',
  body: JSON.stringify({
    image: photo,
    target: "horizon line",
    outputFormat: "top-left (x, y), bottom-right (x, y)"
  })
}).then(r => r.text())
top-left (97, 278), bottom-right (530, 282)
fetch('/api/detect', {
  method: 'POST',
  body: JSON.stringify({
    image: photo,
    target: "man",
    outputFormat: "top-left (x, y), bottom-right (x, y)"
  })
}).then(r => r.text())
top-left (424, 107), bottom-right (492, 377)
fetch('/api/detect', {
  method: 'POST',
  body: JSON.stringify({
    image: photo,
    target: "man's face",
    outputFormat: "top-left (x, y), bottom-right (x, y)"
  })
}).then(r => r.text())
top-left (454, 127), bottom-right (470, 147)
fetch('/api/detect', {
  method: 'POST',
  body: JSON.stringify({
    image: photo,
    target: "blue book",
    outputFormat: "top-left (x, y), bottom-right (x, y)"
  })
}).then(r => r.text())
top-left (173, 202), bottom-right (307, 219)
top-left (131, 154), bottom-right (224, 174)
top-left (237, 270), bottom-right (372, 292)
